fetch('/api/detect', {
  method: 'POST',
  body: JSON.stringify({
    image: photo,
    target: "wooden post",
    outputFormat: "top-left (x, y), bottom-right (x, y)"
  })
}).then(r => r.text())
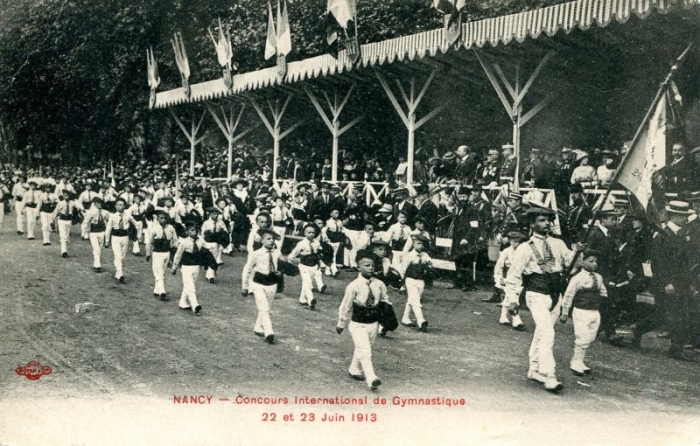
top-left (249, 94), bottom-right (305, 183)
top-left (207, 103), bottom-right (253, 181)
top-left (374, 69), bottom-right (445, 185)
top-left (305, 84), bottom-right (363, 184)
top-left (475, 50), bottom-right (555, 192)
top-left (170, 109), bottom-right (207, 176)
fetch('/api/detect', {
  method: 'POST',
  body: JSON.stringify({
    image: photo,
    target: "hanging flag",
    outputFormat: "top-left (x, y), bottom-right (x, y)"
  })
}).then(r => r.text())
top-left (433, 0), bottom-right (466, 45)
top-left (327, 0), bottom-right (355, 29)
top-left (616, 93), bottom-right (667, 210)
top-left (277, 0), bottom-right (292, 56)
top-left (264, 2), bottom-right (277, 60)
top-left (325, 12), bottom-right (340, 58)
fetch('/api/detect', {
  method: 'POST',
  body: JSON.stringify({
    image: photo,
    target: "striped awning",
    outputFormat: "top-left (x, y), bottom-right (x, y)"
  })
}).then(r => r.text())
top-left (152, 0), bottom-right (697, 109)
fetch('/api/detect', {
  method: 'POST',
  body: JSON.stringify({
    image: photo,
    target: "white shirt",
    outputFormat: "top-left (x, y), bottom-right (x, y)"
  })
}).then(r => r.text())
top-left (398, 249), bottom-right (432, 278)
top-left (241, 247), bottom-right (281, 290)
top-left (337, 275), bottom-right (390, 328)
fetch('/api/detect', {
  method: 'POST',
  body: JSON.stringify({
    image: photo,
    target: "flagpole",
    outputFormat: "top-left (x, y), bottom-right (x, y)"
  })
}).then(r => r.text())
top-left (564, 40), bottom-right (694, 276)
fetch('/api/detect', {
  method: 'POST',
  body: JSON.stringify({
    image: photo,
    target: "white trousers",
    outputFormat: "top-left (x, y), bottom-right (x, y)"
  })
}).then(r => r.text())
top-left (40, 211), bottom-right (53, 244)
top-left (251, 282), bottom-right (277, 336)
top-left (111, 236), bottom-right (128, 279)
top-left (526, 291), bottom-right (561, 377)
top-left (344, 229), bottom-right (361, 268)
top-left (25, 206), bottom-right (38, 238)
top-left (179, 265), bottom-right (200, 310)
top-left (403, 277), bottom-right (426, 325)
top-left (203, 241), bottom-right (219, 279)
top-left (58, 219), bottom-right (72, 254)
top-left (391, 250), bottom-right (404, 271)
top-left (572, 308), bottom-right (600, 369)
top-left (89, 232), bottom-right (105, 268)
top-left (132, 221), bottom-right (143, 254)
top-left (348, 321), bottom-right (379, 386)
top-left (298, 264), bottom-right (323, 304)
top-left (272, 225), bottom-right (286, 240)
top-left (326, 242), bottom-right (340, 275)
top-left (152, 251), bottom-right (170, 295)
top-left (15, 201), bottom-right (25, 232)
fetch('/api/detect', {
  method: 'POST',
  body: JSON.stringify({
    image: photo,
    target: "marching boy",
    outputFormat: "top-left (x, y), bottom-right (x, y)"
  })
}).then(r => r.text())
top-left (336, 250), bottom-right (390, 391)
top-left (494, 231), bottom-right (527, 331)
top-left (201, 207), bottom-right (226, 283)
top-left (241, 228), bottom-right (283, 344)
top-left (53, 192), bottom-right (75, 258)
top-left (105, 198), bottom-right (139, 283)
top-left (146, 210), bottom-right (178, 301)
top-left (560, 250), bottom-right (608, 376)
top-left (384, 210), bottom-right (411, 270)
top-left (171, 222), bottom-right (204, 315)
top-left (82, 197), bottom-right (110, 272)
top-left (288, 223), bottom-right (327, 309)
top-left (398, 234), bottom-right (433, 331)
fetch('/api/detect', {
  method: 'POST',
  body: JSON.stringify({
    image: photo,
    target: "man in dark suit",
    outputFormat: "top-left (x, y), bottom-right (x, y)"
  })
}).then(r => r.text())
top-left (586, 207), bottom-right (623, 345)
top-left (310, 182), bottom-right (334, 221)
top-left (415, 186), bottom-right (440, 232)
top-left (653, 201), bottom-right (696, 361)
top-left (451, 187), bottom-right (490, 291)
top-left (563, 183), bottom-right (592, 245)
top-left (454, 145), bottom-right (480, 184)
top-left (655, 143), bottom-right (697, 195)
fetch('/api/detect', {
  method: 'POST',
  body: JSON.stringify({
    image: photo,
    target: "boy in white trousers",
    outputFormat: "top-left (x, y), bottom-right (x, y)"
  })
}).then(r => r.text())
top-left (201, 207), bottom-right (226, 283)
top-left (337, 250), bottom-right (390, 391)
top-left (242, 228), bottom-right (282, 344)
top-left (171, 222), bottom-right (203, 315)
top-left (288, 223), bottom-right (327, 309)
top-left (146, 210), bottom-right (178, 301)
top-left (82, 197), bottom-right (110, 272)
top-left (53, 192), bottom-right (75, 258)
top-left (494, 231), bottom-right (527, 331)
top-left (398, 234), bottom-right (432, 331)
top-left (105, 198), bottom-right (138, 283)
top-left (560, 250), bottom-right (607, 376)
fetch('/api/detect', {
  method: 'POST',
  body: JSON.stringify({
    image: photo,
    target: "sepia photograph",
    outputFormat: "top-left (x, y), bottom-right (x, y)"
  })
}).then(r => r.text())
top-left (1, 0), bottom-right (699, 445)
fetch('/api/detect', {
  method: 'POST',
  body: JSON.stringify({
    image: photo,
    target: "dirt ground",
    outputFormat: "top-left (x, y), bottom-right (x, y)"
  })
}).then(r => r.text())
top-left (1, 217), bottom-right (699, 446)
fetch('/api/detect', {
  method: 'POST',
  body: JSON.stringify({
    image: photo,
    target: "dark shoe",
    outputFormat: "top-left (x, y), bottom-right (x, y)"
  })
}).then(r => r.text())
top-left (118, 276), bottom-right (125, 283)
top-left (133, 252), bottom-right (142, 257)
top-left (27, 237), bottom-right (35, 240)
top-left (194, 305), bottom-right (202, 314)
top-left (571, 368), bottom-right (586, 377)
top-left (17, 231), bottom-right (23, 235)
top-left (93, 267), bottom-right (103, 273)
top-left (309, 298), bottom-right (317, 310)
top-left (61, 252), bottom-right (68, 258)
top-left (379, 327), bottom-right (387, 337)
top-left (299, 301), bottom-right (308, 306)
top-left (499, 321), bottom-right (512, 327)
top-left (370, 378), bottom-right (381, 391)
top-left (217, 262), bottom-right (224, 267)
top-left (348, 373), bottom-right (365, 381)
top-left (254, 331), bottom-right (265, 337)
top-left (419, 321), bottom-right (429, 332)
top-left (179, 306), bottom-right (192, 311)
top-left (265, 334), bottom-right (275, 344)
top-left (401, 321), bottom-right (417, 328)
top-left (319, 285), bottom-right (327, 294)
top-left (160, 294), bottom-right (169, 301)
top-left (608, 335), bottom-right (624, 346)
top-left (43, 242), bottom-right (51, 246)
top-left (512, 324), bottom-right (526, 332)
top-left (208, 278), bottom-right (216, 284)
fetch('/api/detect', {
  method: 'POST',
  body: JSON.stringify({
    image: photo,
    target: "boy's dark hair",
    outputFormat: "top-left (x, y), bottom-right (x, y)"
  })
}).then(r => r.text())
top-left (582, 249), bottom-right (600, 260)
top-left (355, 249), bottom-right (376, 264)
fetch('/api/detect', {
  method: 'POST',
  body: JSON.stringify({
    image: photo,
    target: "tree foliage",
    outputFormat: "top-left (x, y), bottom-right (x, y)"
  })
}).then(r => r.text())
top-left (0, 0), bottom-right (567, 164)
